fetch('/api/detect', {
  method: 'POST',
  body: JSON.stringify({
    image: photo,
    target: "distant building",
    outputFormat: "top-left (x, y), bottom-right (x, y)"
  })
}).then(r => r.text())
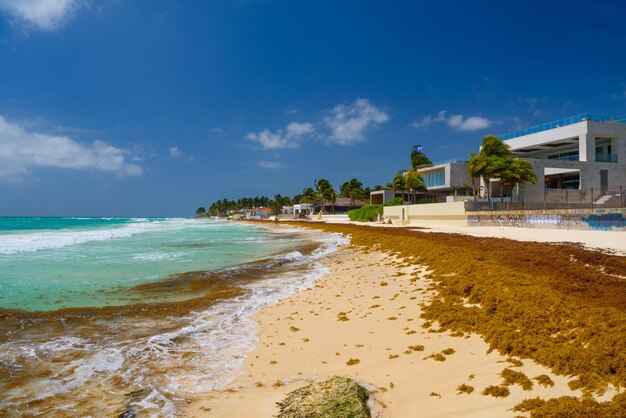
top-left (370, 189), bottom-right (401, 205)
top-left (246, 208), bottom-right (272, 219)
top-left (369, 161), bottom-right (473, 205)
top-left (316, 197), bottom-right (366, 213)
top-left (293, 203), bottom-right (313, 216)
top-left (415, 160), bottom-right (473, 195)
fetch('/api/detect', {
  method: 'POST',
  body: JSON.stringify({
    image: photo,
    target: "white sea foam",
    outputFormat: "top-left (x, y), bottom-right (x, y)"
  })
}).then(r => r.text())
top-left (0, 218), bottom-right (226, 255)
top-left (0, 227), bottom-right (348, 417)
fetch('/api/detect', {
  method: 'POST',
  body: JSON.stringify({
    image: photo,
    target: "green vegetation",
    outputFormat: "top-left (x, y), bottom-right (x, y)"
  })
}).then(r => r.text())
top-left (384, 197), bottom-right (404, 206)
top-left (467, 135), bottom-right (537, 201)
top-left (276, 377), bottom-right (371, 418)
top-left (410, 145), bottom-right (433, 169)
top-left (340, 178), bottom-right (367, 206)
top-left (348, 205), bottom-right (383, 222)
top-left (199, 177), bottom-right (375, 217)
top-left (315, 178), bottom-right (337, 211)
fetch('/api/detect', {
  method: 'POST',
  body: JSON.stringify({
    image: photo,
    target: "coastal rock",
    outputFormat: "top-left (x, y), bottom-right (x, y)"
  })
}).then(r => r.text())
top-left (276, 376), bottom-right (371, 418)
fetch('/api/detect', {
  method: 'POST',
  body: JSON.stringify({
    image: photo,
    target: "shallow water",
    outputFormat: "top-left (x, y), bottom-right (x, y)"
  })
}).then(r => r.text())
top-left (0, 218), bottom-right (347, 417)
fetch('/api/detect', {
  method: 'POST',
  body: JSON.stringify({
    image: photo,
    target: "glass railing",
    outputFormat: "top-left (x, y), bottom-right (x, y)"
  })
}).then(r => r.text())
top-left (500, 113), bottom-right (625, 140)
top-left (596, 154), bottom-right (618, 163)
top-left (547, 154), bottom-right (579, 161)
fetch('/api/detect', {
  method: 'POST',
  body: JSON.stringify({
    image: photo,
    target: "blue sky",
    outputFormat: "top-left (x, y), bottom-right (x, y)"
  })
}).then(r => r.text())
top-left (1, 0), bottom-right (625, 216)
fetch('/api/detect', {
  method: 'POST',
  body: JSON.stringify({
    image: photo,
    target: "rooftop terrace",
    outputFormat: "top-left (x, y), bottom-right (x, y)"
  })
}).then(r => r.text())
top-left (500, 113), bottom-right (626, 140)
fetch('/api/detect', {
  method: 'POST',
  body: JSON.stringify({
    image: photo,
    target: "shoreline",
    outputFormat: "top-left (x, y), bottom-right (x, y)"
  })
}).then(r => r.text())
top-left (0, 222), bottom-right (337, 417)
top-left (186, 221), bottom-right (625, 417)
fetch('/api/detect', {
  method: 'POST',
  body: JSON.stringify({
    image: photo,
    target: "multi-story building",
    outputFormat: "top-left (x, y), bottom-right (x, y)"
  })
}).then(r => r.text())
top-left (499, 114), bottom-right (625, 198)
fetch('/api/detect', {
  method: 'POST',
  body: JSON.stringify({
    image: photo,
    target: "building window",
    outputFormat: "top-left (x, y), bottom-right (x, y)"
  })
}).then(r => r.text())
top-left (547, 151), bottom-right (579, 161)
top-left (422, 170), bottom-right (445, 188)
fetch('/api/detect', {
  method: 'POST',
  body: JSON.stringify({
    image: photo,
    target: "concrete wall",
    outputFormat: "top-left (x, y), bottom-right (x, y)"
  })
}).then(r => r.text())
top-left (467, 208), bottom-right (626, 231)
top-left (383, 201), bottom-right (466, 225)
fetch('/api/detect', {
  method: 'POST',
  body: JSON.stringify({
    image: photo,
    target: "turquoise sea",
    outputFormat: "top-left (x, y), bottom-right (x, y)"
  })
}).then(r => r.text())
top-left (0, 217), bottom-right (347, 417)
top-left (0, 217), bottom-right (303, 311)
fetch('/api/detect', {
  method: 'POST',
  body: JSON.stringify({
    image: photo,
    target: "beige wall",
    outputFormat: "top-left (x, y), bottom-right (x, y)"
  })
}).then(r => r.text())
top-left (383, 202), bottom-right (466, 225)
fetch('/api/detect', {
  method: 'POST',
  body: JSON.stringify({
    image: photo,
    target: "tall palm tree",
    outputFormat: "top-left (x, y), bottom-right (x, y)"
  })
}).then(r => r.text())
top-left (501, 158), bottom-right (537, 201)
top-left (467, 150), bottom-right (486, 200)
top-left (314, 179), bottom-right (336, 212)
top-left (392, 173), bottom-right (405, 202)
top-left (340, 178), bottom-right (365, 206)
top-left (301, 187), bottom-right (317, 204)
top-left (404, 171), bottom-right (424, 204)
top-left (467, 136), bottom-right (513, 201)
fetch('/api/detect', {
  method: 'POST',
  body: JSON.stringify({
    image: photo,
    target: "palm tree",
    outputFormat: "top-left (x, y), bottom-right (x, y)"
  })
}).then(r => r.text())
top-left (467, 151), bottom-right (486, 200)
top-left (501, 158), bottom-right (537, 201)
top-left (314, 179), bottom-right (336, 212)
top-left (301, 187), bottom-right (317, 204)
top-left (340, 178), bottom-right (365, 206)
top-left (392, 173), bottom-right (405, 202)
top-left (404, 171), bottom-right (424, 204)
top-left (195, 207), bottom-right (206, 217)
top-left (467, 136), bottom-right (513, 201)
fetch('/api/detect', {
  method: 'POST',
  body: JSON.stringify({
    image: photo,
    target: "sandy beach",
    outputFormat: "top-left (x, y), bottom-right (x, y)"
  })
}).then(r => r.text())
top-left (184, 221), bottom-right (626, 417)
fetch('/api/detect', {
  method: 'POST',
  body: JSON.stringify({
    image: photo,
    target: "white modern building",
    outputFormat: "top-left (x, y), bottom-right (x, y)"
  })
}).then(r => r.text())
top-left (415, 160), bottom-right (473, 193)
top-left (370, 160), bottom-right (473, 205)
top-left (494, 114), bottom-right (625, 199)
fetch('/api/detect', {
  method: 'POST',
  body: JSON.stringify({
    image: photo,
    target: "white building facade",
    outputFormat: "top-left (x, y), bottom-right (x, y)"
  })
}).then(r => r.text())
top-left (499, 114), bottom-right (625, 198)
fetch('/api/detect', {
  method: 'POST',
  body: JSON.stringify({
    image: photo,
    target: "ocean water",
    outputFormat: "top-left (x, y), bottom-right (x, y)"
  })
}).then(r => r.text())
top-left (0, 217), bottom-right (347, 417)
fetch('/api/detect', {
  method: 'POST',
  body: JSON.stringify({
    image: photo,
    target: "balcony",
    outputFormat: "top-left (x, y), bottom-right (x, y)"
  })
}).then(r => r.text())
top-left (595, 154), bottom-right (618, 163)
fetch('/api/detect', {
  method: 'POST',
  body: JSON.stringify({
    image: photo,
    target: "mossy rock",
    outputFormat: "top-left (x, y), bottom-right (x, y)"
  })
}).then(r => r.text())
top-left (276, 376), bottom-right (371, 418)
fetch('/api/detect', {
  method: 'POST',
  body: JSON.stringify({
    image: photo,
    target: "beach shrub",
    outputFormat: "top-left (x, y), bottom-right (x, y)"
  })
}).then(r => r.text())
top-left (383, 197), bottom-right (404, 206)
top-left (276, 376), bottom-right (371, 418)
top-left (348, 205), bottom-right (383, 222)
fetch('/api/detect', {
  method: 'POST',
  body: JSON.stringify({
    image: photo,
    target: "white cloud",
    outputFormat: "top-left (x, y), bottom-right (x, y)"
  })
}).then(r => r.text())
top-left (0, 115), bottom-right (143, 180)
top-left (258, 160), bottom-right (286, 169)
top-left (447, 115), bottom-right (492, 131)
top-left (168, 146), bottom-right (183, 158)
top-left (413, 110), bottom-right (492, 132)
top-left (412, 110), bottom-right (447, 128)
top-left (0, 0), bottom-right (81, 31)
top-left (324, 98), bottom-right (389, 145)
top-left (246, 121), bottom-right (314, 150)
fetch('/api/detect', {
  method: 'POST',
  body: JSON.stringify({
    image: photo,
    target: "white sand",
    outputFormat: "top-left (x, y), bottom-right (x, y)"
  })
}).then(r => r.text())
top-left (184, 247), bottom-right (582, 417)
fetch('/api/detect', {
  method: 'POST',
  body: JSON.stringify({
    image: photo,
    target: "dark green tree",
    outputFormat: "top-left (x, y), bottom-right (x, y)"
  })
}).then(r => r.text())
top-left (411, 145), bottom-right (433, 169)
